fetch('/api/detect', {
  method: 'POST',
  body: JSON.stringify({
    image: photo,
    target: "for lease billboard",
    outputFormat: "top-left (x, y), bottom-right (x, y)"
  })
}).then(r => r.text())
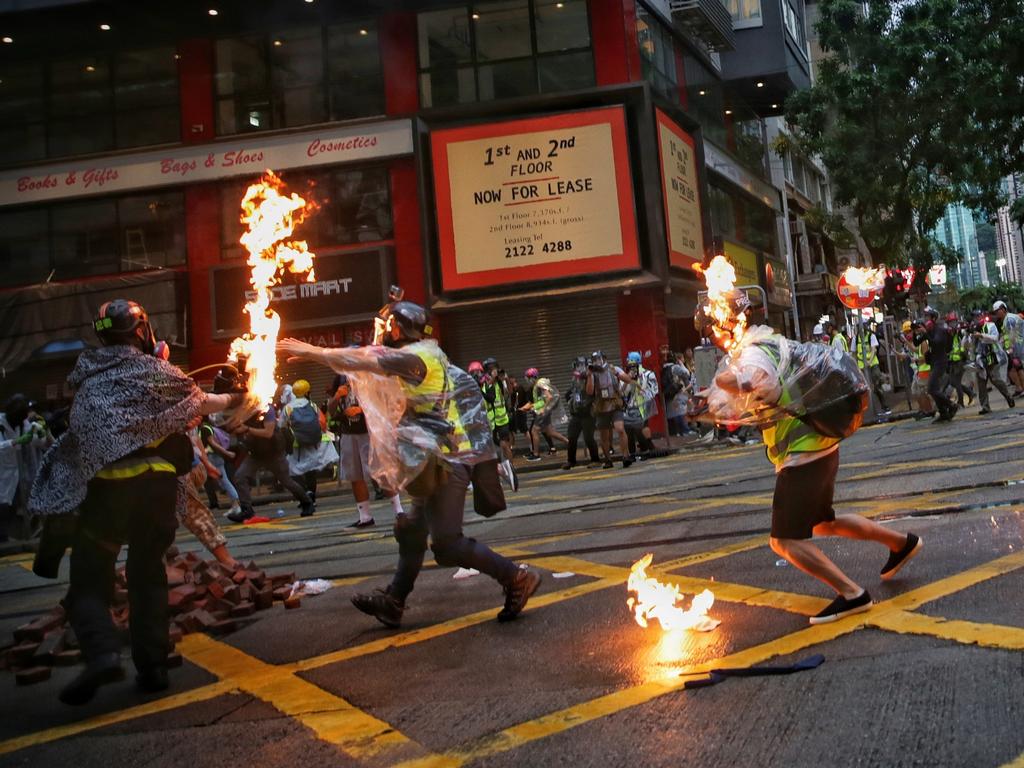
top-left (431, 107), bottom-right (639, 291)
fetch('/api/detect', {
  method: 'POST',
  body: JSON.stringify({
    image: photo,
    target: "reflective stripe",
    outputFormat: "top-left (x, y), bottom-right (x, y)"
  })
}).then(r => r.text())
top-left (483, 382), bottom-right (510, 427)
top-left (914, 343), bottom-right (930, 374)
top-left (404, 346), bottom-right (471, 453)
top-left (856, 337), bottom-right (878, 369)
top-left (96, 457), bottom-right (177, 480)
top-left (950, 335), bottom-right (963, 362)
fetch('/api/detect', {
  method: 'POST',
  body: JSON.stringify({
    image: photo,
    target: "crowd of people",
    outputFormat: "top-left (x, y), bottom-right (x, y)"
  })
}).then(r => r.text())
top-left (809, 300), bottom-right (1024, 423)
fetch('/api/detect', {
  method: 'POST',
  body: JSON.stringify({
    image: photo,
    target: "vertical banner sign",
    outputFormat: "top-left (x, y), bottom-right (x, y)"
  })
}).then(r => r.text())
top-left (431, 107), bottom-right (639, 291)
top-left (655, 109), bottom-right (704, 269)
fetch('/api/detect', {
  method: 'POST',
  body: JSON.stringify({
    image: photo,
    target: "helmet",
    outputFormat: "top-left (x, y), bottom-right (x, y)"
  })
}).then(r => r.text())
top-left (524, 367), bottom-right (539, 379)
top-left (572, 356), bottom-right (587, 369)
top-left (901, 320), bottom-right (912, 333)
top-left (482, 357), bottom-right (498, 372)
top-left (377, 301), bottom-right (430, 347)
top-left (94, 299), bottom-right (156, 353)
top-left (993, 300), bottom-right (1008, 312)
top-left (590, 350), bottom-right (606, 367)
top-left (626, 351), bottom-right (642, 364)
top-left (292, 379), bottom-right (310, 398)
top-left (924, 306), bottom-right (938, 319)
top-left (812, 323), bottom-right (825, 336)
top-left (467, 361), bottom-right (484, 375)
top-left (945, 311), bottom-right (958, 323)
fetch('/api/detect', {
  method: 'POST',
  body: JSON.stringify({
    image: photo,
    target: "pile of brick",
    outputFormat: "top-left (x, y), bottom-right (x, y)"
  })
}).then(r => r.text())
top-left (2, 546), bottom-right (300, 686)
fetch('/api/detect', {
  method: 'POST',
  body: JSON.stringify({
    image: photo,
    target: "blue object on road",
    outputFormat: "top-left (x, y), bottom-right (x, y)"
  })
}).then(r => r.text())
top-left (683, 654), bottom-right (825, 688)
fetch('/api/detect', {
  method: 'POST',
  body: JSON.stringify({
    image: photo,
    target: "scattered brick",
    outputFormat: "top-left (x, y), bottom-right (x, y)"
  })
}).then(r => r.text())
top-left (16, 667), bottom-right (51, 686)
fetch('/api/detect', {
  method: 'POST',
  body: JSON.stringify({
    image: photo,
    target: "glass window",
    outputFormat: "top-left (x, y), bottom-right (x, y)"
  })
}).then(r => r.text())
top-left (216, 37), bottom-right (271, 134)
top-left (51, 199), bottom-right (119, 278)
top-left (48, 57), bottom-right (114, 156)
top-left (418, 8), bottom-right (473, 69)
top-left (535, 0), bottom-right (590, 52)
top-left (725, 0), bottom-right (763, 27)
top-left (637, 7), bottom-right (679, 103)
top-left (114, 47), bottom-right (180, 148)
top-left (474, 0), bottom-right (532, 61)
top-left (271, 27), bottom-right (326, 128)
top-left (0, 63), bottom-right (46, 165)
top-left (328, 22), bottom-right (384, 120)
top-left (417, 1), bottom-right (593, 107)
top-left (783, 1), bottom-right (804, 44)
top-left (0, 209), bottom-right (50, 287)
top-left (683, 51), bottom-right (726, 146)
top-left (118, 192), bottom-right (186, 270)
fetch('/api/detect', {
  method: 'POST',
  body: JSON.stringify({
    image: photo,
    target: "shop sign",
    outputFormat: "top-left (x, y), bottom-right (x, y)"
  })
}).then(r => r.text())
top-left (0, 119), bottom-right (413, 207)
top-left (209, 247), bottom-right (391, 339)
top-left (723, 241), bottom-right (760, 287)
top-left (655, 109), bottom-right (704, 269)
top-left (431, 107), bottom-right (639, 291)
top-left (765, 258), bottom-right (793, 307)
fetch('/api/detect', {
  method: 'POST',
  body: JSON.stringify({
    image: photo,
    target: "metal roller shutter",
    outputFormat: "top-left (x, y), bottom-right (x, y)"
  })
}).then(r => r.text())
top-left (275, 358), bottom-right (339, 408)
top-left (442, 295), bottom-right (621, 397)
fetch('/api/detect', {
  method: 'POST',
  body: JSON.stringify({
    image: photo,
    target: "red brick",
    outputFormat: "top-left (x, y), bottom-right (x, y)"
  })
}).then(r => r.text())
top-left (209, 619), bottom-right (237, 635)
top-left (229, 602), bottom-right (255, 618)
top-left (254, 589), bottom-right (274, 610)
top-left (16, 666), bottom-right (52, 685)
top-left (53, 649), bottom-right (82, 666)
top-left (168, 584), bottom-right (197, 610)
top-left (272, 587), bottom-right (291, 601)
top-left (284, 596), bottom-right (301, 610)
top-left (13, 610), bottom-right (65, 643)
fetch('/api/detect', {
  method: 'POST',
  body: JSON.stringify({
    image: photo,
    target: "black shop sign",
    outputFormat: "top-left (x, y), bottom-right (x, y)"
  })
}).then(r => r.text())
top-left (209, 247), bottom-right (392, 339)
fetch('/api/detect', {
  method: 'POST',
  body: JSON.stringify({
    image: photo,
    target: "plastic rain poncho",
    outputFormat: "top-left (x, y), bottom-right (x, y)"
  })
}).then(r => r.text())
top-left (700, 325), bottom-right (869, 439)
top-left (320, 341), bottom-right (496, 492)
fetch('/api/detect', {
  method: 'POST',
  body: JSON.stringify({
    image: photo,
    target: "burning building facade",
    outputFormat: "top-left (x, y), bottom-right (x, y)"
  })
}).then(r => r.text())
top-left (0, 0), bottom-right (797, 419)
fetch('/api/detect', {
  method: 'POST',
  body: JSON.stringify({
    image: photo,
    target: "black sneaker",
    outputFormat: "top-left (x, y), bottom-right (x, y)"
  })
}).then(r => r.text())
top-left (59, 652), bottom-right (125, 706)
top-left (525, 453), bottom-right (542, 462)
top-left (979, 407), bottom-right (992, 415)
top-left (348, 518), bottom-right (375, 529)
top-left (226, 504), bottom-right (254, 524)
top-left (300, 501), bottom-right (315, 517)
top-left (602, 460), bottom-right (614, 469)
top-left (498, 568), bottom-right (542, 623)
top-left (1009, 398), bottom-right (1016, 409)
top-left (622, 458), bottom-right (633, 468)
top-left (561, 463), bottom-right (574, 471)
top-left (136, 666), bottom-right (169, 693)
top-left (881, 533), bottom-right (922, 580)
top-left (351, 588), bottom-right (404, 628)
top-left (808, 590), bottom-right (873, 625)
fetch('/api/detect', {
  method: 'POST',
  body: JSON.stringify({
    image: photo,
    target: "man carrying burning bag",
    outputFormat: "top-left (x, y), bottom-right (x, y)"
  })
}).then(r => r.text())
top-left (697, 259), bottom-right (922, 625)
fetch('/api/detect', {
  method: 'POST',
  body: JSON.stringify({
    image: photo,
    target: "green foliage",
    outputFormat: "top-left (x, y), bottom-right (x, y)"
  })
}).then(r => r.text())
top-left (957, 282), bottom-right (1024, 314)
top-left (785, 0), bottom-right (1024, 268)
top-left (802, 204), bottom-right (856, 250)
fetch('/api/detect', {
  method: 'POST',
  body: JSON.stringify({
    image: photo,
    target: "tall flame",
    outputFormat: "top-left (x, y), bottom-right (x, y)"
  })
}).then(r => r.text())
top-left (229, 170), bottom-right (316, 408)
top-left (696, 254), bottom-right (746, 351)
top-left (626, 554), bottom-right (719, 633)
top-left (841, 266), bottom-right (886, 291)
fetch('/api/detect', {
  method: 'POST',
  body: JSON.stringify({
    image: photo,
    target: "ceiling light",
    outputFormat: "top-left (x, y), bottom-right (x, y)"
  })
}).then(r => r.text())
top-left (756, 81), bottom-right (764, 87)
top-left (208, 8), bottom-right (218, 16)
top-left (698, 89), bottom-right (706, 96)
top-left (99, 23), bottom-right (111, 31)
top-left (1, 36), bottom-right (12, 44)
top-left (273, 39), bottom-right (282, 46)
top-left (772, 103), bottom-right (779, 109)
top-left (174, 53), bottom-right (181, 60)
top-left (472, 13), bottom-right (480, 19)
top-left (305, 0), bottom-right (314, 3)
top-left (85, 65), bottom-right (96, 72)
top-left (724, 109), bottom-right (732, 115)
top-left (359, 28), bottom-right (368, 35)
top-left (556, 1), bottom-right (564, 6)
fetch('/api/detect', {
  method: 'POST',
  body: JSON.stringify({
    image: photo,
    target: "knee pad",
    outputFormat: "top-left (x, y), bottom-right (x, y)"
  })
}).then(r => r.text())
top-left (430, 535), bottom-right (465, 567)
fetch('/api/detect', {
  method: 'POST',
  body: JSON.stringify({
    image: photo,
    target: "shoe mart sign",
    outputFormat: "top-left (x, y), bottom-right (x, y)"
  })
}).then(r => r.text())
top-left (0, 119), bottom-right (412, 207)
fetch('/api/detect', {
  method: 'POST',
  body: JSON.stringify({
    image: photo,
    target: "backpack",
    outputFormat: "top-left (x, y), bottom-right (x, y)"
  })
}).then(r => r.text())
top-left (782, 341), bottom-right (869, 439)
top-left (289, 402), bottom-right (323, 448)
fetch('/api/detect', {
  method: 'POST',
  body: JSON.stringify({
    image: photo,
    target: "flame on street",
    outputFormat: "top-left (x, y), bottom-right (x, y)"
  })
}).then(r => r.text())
top-left (229, 170), bottom-right (317, 408)
top-left (627, 554), bottom-right (720, 633)
top-left (696, 254), bottom-right (745, 351)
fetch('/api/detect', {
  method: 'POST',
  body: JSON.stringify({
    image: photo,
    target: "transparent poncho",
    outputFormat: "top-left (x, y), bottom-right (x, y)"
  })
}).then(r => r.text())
top-left (324, 341), bottom-right (497, 492)
top-left (699, 325), bottom-right (870, 438)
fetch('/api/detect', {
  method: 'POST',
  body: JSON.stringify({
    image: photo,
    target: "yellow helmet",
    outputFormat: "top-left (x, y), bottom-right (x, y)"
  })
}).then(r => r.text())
top-left (292, 379), bottom-right (310, 398)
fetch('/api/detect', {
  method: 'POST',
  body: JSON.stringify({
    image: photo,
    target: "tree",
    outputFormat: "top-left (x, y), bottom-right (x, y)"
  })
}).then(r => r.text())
top-left (783, 0), bottom-right (1024, 268)
top-left (957, 282), bottom-right (1024, 315)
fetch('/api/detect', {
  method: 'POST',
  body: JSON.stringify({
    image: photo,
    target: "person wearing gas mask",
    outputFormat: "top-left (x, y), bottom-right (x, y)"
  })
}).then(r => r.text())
top-left (277, 300), bottom-right (541, 627)
top-left (563, 356), bottom-right (601, 470)
top-left (626, 351), bottom-right (659, 454)
top-left (623, 356), bottom-right (656, 459)
top-left (973, 309), bottom-right (1015, 414)
top-left (922, 307), bottom-right (957, 422)
top-left (0, 394), bottom-right (51, 542)
top-left (28, 299), bottom-right (252, 705)
top-left (519, 367), bottom-right (568, 458)
top-left (586, 350), bottom-right (632, 469)
top-left (470, 360), bottom-right (518, 491)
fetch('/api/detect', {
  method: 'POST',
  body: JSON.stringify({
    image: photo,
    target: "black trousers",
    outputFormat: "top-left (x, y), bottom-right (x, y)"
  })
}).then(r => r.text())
top-left (927, 357), bottom-right (956, 416)
top-left (234, 452), bottom-right (311, 506)
top-left (67, 470), bottom-right (178, 673)
top-left (566, 414), bottom-right (600, 465)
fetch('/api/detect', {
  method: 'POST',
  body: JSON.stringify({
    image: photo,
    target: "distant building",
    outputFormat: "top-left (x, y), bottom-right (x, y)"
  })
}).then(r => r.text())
top-left (996, 174), bottom-right (1024, 285)
top-left (932, 203), bottom-right (984, 289)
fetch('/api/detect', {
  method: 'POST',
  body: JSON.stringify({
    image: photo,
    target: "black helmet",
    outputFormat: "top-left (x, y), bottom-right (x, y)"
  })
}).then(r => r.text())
top-left (381, 301), bottom-right (429, 347)
top-left (589, 350), bottom-right (606, 366)
top-left (94, 299), bottom-right (156, 353)
top-left (572, 355), bottom-right (587, 370)
top-left (482, 356), bottom-right (498, 372)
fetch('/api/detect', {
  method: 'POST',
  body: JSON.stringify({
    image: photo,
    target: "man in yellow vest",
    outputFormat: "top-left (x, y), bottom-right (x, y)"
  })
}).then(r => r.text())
top-left (854, 324), bottom-right (890, 415)
top-left (278, 301), bottom-right (541, 627)
top-left (702, 295), bottom-right (922, 624)
top-left (472, 359), bottom-right (518, 492)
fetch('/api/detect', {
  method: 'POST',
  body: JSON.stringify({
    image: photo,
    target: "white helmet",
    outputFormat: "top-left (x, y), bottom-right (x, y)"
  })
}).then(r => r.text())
top-left (812, 323), bottom-right (825, 336)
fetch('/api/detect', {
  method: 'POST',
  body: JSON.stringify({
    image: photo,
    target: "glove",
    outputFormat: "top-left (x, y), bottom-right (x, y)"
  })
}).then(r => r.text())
top-left (344, 405), bottom-right (363, 419)
top-left (337, 384), bottom-right (350, 398)
top-left (14, 432), bottom-right (33, 445)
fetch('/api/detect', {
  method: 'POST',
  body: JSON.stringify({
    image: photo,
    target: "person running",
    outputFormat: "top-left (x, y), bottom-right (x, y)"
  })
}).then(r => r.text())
top-left (909, 320), bottom-right (936, 418)
top-left (563, 356), bottom-right (601, 470)
top-left (853, 324), bottom-right (890, 415)
top-left (198, 416), bottom-right (241, 518)
top-left (520, 368), bottom-right (568, 457)
top-left (281, 378), bottom-right (339, 508)
top-left (923, 307), bottom-right (957, 422)
top-left (973, 309), bottom-right (1015, 415)
top-left (28, 299), bottom-right (250, 704)
top-left (992, 300), bottom-right (1024, 395)
top-left (327, 372), bottom-right (405, 528)
top-left (278, 300), bottom-right (541, 626)
top-left (700, 292), bottom-right (922, 625)
top-left (945, 312), bottom-right (975, 407)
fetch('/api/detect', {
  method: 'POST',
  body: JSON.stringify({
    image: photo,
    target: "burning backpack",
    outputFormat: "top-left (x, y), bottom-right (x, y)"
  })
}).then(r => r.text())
top-left (288, 402), bottom-right (323, 448)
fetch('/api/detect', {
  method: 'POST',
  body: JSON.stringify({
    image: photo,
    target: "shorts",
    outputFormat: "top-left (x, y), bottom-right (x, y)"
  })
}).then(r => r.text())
top-left (536, 411), bottom-right (553, 430)
top-left (492, 423), bottom-right (511, 445)
top-left (771, 450), bottom-right (839, 540)
top-left (338, 432), bottom-right (371, 483)
top-left (594, 410), bottom-right (624, 430)
top-left (911, 374), bottom-right (929, 396)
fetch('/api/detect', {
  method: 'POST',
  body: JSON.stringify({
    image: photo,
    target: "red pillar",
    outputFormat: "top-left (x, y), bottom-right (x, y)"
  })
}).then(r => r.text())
top-left (178, 39), bottom-right (215, 144)
top-left (617, 288), bottom-right (669, 434)
top-left (589, 0), bottom-right (642, 86)
top-left (380, 12), bottom-right (419, 115)
top-left (674, 43), bottom-right (689, 108)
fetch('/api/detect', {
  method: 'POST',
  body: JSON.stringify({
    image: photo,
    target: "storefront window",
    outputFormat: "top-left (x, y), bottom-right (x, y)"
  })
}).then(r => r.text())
top-left (220, 167), bottom-right (392, 260)
top-left (636, 5), bottom-right (679, 103)
top-left (0, 47), bottom-right (179, 166)
top-left (782, 0), bottom-right (805, 45)
top-left (216, 22), bottom-right (382, 135)
top-left (682, 52), bottom-right (727, 146)
top-left (0, 190), bottom-right (186, 287)
top-left (417, 0), bottom-right (593, 108)
top-left (709, 180), bottom-right (777, 258)
top-left (725, 0), bottom-right (763, 28)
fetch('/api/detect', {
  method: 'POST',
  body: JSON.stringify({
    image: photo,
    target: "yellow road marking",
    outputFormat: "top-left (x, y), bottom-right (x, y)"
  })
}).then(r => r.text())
top-left (180, 633), bottom-right (438, 764)
top-left (871, 609), bottom-right (1024, 650)
top-left (0, 681), bottom-right (236, 756)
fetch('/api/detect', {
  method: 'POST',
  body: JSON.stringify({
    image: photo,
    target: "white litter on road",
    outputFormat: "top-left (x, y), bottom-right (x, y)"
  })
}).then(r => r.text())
top-left (453, 568), bottom-right (480, 579)
top-left (552, 572), bottom-right (576, 579)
